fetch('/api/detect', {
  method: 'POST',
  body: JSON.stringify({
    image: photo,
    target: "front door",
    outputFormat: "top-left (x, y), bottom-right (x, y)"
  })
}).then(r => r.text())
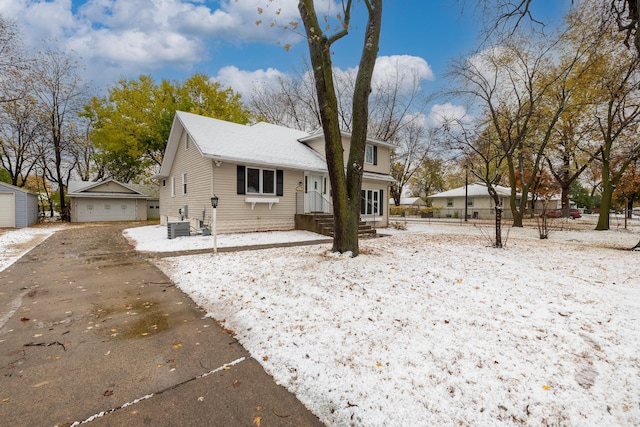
top-left (306, 174), bottom-right (324, 212)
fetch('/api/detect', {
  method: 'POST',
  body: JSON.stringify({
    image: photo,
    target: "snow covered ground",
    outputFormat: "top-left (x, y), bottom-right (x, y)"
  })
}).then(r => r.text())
top-left (0, 225), bottom-right (63, 272)
top-left (138, 220), bottom-right (640, 426)
top-left (2, 220), bottom-right (640, 426)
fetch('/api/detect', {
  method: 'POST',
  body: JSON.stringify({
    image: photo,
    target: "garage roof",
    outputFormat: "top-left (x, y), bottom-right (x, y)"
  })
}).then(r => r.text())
top-left (68, 179), bottom-right (150, 198)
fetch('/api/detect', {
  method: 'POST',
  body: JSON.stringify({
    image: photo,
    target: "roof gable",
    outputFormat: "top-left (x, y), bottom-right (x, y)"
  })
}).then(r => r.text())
top-left (0, 182), bottom-right (37, 195)
top-left (68, 179), bottom-right (147, 196)
top-left (158, 112), bottom-right (328, 177)
top-left (298, 128), bottom-right (397, 149)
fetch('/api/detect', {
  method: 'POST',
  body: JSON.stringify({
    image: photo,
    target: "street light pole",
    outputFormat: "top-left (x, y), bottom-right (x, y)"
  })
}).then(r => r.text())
top-left (211, 195), bottom-right (218, 254)
top-left (464, 165), bottom-right (468, 222)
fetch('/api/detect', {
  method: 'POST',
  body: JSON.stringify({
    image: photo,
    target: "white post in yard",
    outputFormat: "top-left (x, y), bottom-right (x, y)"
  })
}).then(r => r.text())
top-left (211, 195), bottom-right (219, 254)
top-left (213, 206), bottom-right (217, 254)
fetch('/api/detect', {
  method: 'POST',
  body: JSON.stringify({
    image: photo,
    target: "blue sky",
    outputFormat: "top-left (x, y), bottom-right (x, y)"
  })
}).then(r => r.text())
top-left (1, 0), bottom-right (569, 103)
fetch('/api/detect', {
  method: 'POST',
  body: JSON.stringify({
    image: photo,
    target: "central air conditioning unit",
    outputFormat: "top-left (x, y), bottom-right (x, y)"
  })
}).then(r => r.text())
top-left (167, 221), bottom-right (190, 239)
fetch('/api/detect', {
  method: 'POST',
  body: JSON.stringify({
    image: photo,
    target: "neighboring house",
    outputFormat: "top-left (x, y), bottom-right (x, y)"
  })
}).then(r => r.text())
top-left (532, 195), bottom-right (567, 212)
top-left (155, 111), bottom-right (395, 234)
top-left (389, 196), bottom-right (427, 209)
top-left (0, 182), bottom-right (39, 228)
top-left (428, 183), bottom-right (518, 220)
top-left (68, 179), bottom-right (156, 222)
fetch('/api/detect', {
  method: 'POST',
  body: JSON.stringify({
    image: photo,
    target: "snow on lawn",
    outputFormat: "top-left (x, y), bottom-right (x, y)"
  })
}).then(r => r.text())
top-left (147, 223), bottom-right (640, 426)
top-left (123, 225), bottom-right (328, 252)
top-left (0, 226), bottom-right (64, 272)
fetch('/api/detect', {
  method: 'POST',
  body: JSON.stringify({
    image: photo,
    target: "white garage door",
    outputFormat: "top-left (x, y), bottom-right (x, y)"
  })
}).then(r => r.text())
top-left (77, 198), bottom-right (136, 222)
top-left (0, 193), bottom-right (16, 228)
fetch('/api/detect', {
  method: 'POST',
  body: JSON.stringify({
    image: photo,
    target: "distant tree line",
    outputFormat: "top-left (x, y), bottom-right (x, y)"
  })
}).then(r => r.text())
top-left (0, 15), bottom-right (249, 220)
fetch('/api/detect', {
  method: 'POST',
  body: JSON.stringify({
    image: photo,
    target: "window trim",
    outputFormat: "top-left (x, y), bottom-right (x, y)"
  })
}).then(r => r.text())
top-left (246, 167), bottom-right (275, 195)
top-left (237, 165), bottom-right (283, 196)
top-left (364, 144), bottom-right (378, 165)
top-left (182, 172), bottom-right (187, 195)
top-left (171, 177), bottom-right (175, 197)
top-left (360, 189), bottom-right (383, 216)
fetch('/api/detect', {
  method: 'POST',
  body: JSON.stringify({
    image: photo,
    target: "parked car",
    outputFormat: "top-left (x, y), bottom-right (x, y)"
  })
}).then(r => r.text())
top-left (540, 208), bottom-right (581, 219)
top-left (569, 208), bottom-right (582, 219)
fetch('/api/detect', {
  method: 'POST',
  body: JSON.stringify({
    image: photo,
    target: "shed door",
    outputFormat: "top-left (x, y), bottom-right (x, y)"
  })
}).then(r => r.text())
top-left (146, 200), bottom-right (159, 219)
top-left (77, 198), bottom-right (136, 222)
top-left (0, 193), bottom-right (16, 228)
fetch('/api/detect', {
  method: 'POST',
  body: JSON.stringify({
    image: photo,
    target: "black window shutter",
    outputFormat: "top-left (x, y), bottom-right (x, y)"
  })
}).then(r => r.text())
top-left (237, 166), bottom-right (245, 195)
top-left (379, 189), bottom-right (384, 214)
top-left (373, 146), bottom-right (378, 165)
top-left (276, 170), bottom-right (284, 196)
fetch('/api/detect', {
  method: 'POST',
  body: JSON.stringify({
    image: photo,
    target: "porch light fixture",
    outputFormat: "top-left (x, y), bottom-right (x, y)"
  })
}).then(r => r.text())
top-left (211, 195), bottom-right (219, 209)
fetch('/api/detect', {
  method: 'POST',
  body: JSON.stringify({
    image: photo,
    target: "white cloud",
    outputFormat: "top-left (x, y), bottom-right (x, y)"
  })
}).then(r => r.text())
top-left (3, 0), bottom-right (306, 87)
top-left (214, 54), bottom-right (436, 101)
top-left (213, 65), bottom-right (288, 98)
top-left (372, 55), bottom-right (435, 91)
top-left (3, 1), bottom-right (437, 99)
top-left (427, 103), bottom-right (468, 128)
top-left (8, 0), bottom-right (75, 43)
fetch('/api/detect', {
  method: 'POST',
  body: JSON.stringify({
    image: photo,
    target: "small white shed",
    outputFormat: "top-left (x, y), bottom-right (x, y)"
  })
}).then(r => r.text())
top-left (0, 182), bottom-right (40, 228)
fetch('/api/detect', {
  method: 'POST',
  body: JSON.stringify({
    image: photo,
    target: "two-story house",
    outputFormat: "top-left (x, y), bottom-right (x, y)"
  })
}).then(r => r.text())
top-left (156, 111), bottom-right (395, 235)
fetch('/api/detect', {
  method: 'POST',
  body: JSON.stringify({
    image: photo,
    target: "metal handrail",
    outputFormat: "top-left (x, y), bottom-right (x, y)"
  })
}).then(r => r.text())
top-left (308, 190), bottom-right (333, 214)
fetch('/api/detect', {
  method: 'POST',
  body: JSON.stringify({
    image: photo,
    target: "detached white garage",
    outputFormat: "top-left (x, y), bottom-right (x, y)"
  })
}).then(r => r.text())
top-left (0, 182), bottom-right (39, 228)
top-left (68, 179), bottom-right (153, 223)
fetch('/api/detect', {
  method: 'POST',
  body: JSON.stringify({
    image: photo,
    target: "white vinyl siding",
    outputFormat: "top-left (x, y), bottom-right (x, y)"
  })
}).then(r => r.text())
top-left (160, 130), bottom-right (215, 225)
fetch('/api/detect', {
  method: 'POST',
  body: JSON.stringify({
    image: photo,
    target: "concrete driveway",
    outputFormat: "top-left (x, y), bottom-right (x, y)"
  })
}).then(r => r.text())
top-left (0, 223), bottom-right (323, 427)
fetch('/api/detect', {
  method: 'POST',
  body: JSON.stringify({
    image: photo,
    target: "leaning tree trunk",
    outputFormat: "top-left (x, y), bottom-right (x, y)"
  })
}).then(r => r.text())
top-left (487, 187), bottom-right (503, 248)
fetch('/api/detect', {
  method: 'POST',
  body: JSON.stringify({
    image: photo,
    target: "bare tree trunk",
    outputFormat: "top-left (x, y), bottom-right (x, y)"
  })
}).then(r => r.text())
top-left (596, 155), bottom-right (613, 230)
top-left (495, 205), bottom-right (503, 248)
top-left (298, 0), bottom-right (382, 255)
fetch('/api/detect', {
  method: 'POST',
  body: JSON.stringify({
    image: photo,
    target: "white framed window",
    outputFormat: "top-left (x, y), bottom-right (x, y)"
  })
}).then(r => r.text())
top-left (246, 167), bottom-right (275, 195)
top-left (467, 197), bottom-right (474, 207)
top-left (171, 177), bottom-right (175, 197)
top-left (365, 144), bottom-right (374, 164)
top-left (360, 189), bottom-right (381, 215)
top-left (182, 173), bottom-right (187, 195)
top-left (446, 198), bottom-right (454, 207)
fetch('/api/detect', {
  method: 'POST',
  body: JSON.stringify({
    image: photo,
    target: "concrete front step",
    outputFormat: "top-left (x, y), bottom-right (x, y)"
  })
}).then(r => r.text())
top-left (295, 213), bottom-right (377, 237)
